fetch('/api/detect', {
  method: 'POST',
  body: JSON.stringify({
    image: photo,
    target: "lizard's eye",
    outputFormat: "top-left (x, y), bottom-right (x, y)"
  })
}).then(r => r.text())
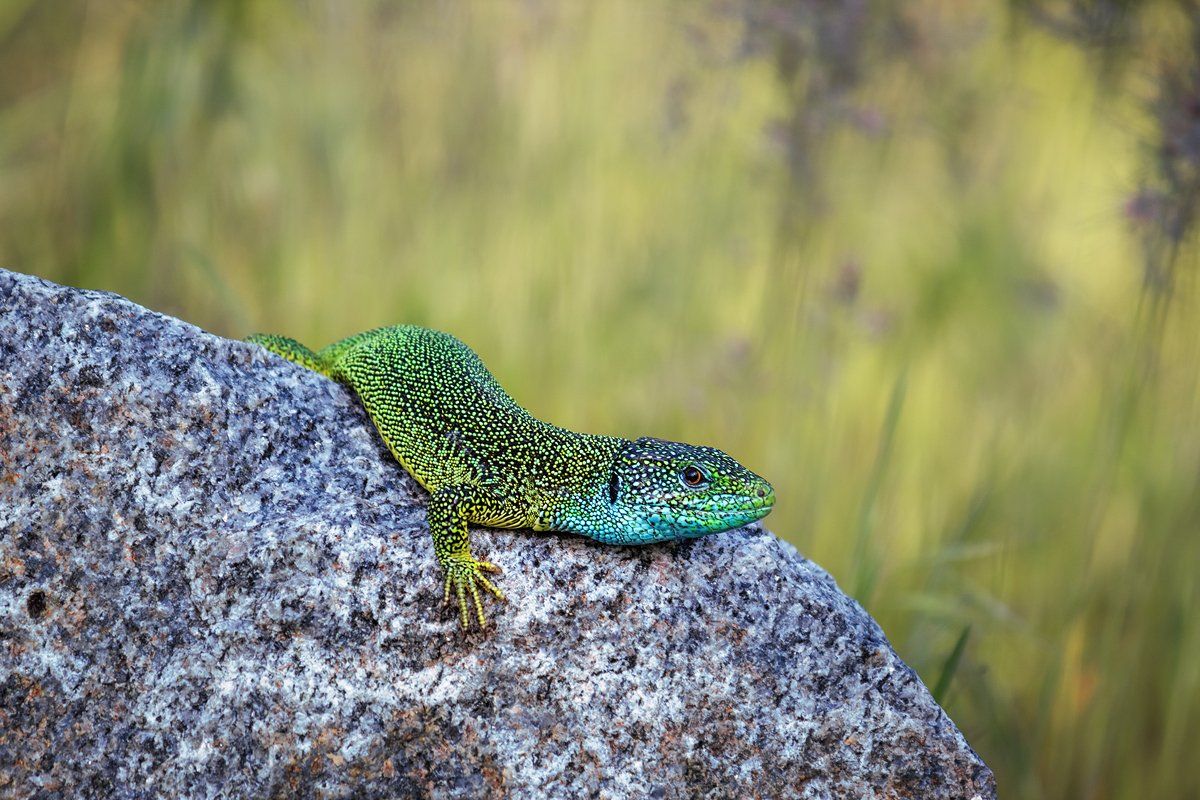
top-left (681, 465), bottom-right (708, 488)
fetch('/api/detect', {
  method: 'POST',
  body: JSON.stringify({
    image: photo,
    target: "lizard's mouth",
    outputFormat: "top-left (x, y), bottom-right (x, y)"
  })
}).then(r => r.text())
top-left (640, 497), bottom-right (773, 516)
top-left (723, 503), bottom-right (773, 519)
top-left (711, 488), bottom-right (776, 516)
top-left (638, 491), bottom-right (775, 536)
top-left (711, 503), bottom-right (773, 525)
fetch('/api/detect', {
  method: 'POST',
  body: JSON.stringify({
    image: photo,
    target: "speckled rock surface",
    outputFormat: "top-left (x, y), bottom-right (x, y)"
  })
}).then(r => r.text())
top-left (0, 268), bottom-right (995, 799)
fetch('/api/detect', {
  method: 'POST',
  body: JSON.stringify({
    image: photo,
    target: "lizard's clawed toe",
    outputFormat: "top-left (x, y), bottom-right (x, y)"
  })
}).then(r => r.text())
top-left (441, 554), bottom-right (506, 629)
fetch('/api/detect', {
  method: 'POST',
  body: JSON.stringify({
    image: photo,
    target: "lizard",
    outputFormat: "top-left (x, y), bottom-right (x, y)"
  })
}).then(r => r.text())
top-left (246, 325), bottom-right (775, 629)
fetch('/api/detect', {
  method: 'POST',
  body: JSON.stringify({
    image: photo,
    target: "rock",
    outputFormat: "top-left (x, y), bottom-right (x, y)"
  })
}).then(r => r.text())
top-left (0, 267), bottom-right (995, 799)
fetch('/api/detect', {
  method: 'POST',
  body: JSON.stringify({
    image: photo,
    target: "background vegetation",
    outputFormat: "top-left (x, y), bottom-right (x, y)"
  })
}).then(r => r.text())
top-left (3, 1), bottom-right (1199, 796)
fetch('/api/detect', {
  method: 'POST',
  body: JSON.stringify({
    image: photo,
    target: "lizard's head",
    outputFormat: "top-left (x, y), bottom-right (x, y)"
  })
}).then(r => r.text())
top-left (605, 437), bottom-right (774, 543)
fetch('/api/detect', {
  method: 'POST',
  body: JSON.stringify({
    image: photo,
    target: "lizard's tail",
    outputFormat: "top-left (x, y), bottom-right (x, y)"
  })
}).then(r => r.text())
top-left (246, 333), bottom-right (333, 377)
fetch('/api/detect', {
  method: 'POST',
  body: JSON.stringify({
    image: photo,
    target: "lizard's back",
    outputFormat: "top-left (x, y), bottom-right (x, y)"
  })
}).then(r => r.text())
top-left (321, 325), bottom-right (544, 492)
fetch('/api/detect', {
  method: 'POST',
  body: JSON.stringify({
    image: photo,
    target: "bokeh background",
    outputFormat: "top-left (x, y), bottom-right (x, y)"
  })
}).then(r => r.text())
top-left (3, 1), bottom-right (1199, 796)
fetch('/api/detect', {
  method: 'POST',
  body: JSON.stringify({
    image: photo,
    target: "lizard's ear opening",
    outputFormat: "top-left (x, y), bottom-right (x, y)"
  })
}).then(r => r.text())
top-left (608, 471), bottom-right (620, 504)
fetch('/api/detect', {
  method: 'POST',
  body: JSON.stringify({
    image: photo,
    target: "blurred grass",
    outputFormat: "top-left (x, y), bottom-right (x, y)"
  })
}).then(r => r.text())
top-left (2, 1), bottom-right (1199, 797)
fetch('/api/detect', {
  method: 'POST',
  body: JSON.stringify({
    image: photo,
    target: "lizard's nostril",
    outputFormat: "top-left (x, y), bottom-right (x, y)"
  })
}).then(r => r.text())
top-left (756, 487), bottom-right (767, 498)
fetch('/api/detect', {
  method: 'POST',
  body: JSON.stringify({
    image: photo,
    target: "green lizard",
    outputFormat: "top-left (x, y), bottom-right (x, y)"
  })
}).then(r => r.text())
top-left (247, 326), bottom-right (775, 629)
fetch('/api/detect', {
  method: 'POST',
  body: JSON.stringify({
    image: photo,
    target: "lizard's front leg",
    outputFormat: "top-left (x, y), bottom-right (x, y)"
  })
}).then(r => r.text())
top-left (427, 485), bottom-right (507, 629)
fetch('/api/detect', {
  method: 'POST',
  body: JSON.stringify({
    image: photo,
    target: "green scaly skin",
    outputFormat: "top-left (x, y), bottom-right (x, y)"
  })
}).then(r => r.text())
top-left (247, 326), bottom-right (775, 629)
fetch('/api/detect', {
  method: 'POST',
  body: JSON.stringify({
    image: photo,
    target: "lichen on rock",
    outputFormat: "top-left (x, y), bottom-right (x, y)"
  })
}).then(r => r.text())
top-left (0, 268), bottom-right (995, 799)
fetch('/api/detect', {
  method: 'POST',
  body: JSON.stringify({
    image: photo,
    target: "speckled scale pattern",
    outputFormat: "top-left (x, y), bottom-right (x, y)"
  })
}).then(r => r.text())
top-left (247, 325), bottom-right (775, 627)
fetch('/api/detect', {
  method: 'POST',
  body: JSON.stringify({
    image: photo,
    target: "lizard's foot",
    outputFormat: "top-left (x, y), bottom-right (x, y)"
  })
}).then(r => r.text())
top-left (441, 554), bottom-right (505, 629)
